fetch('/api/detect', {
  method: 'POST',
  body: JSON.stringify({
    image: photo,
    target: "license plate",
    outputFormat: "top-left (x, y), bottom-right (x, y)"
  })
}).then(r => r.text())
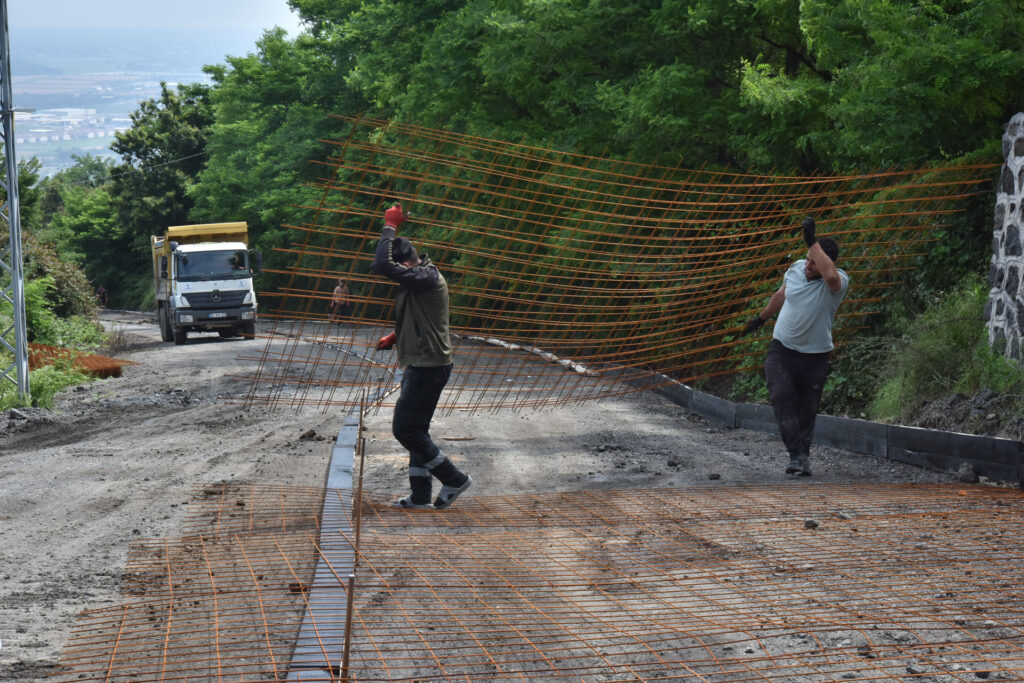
top-left (209, 312), bottom-right (226, 319)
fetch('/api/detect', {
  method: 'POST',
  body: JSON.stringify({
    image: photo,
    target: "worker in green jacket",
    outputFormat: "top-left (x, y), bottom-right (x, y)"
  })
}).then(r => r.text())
top-left (371, 202), bottom-right (472, 509)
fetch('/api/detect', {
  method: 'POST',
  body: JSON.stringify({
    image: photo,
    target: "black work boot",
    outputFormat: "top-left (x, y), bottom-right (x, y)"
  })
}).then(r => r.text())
top-left (799, 455), bottom-right (812, 476)
top-left (785, 453), bottom-right (812, 476)
top-left (406, 474), bottom-right (432, 505)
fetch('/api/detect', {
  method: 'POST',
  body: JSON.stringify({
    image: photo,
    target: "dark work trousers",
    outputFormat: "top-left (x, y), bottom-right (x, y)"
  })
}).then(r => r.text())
top-left (392, 364), bottom-right (464, 504)
top-left (764, 340), bottom-right (831, 458)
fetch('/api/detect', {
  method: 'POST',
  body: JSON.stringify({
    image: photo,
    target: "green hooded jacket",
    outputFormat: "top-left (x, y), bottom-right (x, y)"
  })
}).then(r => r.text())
top-left (372, 226), bottom-right (453, 367)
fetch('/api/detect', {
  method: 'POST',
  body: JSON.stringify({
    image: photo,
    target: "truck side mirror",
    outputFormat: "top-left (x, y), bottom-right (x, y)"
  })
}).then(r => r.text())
top-left (249, 249), bottom-right (263, 274)
top-left (160, 256), bottom-right (168, 279)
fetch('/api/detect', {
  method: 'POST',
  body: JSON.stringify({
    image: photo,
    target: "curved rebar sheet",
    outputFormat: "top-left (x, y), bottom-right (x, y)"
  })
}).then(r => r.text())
top-left (239, 117), bottom-right (997, 411)
top-left (55, 482), bottom-right (1024, 681)
top-left (28, 342), bottom-right (138, 379)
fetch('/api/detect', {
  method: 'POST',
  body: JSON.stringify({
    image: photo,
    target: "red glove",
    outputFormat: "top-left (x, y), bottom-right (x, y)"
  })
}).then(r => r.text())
top-left (384, 203), bottom-right (407, 229)
top-left (376, 332), bottom-right (397, 350)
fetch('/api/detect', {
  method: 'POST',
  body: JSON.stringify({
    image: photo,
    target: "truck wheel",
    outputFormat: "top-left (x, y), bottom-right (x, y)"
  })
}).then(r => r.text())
top-left (242, 321), bottom-right (256, 339)
top-left (158, 304), bottom-right (173, 342)
top-left (173, 327), bottom-right (188, 345)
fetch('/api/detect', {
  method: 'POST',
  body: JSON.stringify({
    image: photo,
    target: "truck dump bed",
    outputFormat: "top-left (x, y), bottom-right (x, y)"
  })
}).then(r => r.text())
top-left (165, 222), bottom-right (249, 246)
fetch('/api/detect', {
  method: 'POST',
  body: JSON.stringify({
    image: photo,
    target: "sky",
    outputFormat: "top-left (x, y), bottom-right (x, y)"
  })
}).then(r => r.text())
top-left (8, 0), bottom-right (304, 34)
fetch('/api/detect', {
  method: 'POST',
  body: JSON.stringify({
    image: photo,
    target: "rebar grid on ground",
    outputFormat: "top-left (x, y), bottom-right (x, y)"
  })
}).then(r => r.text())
top-left (237, 118), bottom-right (997, 412)
top-left (28, 343), bottom-right (138, 378)
top-left (56, 482), bottom-right (1024, 681)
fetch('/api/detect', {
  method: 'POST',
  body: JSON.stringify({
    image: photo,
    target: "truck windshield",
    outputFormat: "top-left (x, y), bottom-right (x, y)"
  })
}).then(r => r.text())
top-left (176, 250), bottom-right (250, 281)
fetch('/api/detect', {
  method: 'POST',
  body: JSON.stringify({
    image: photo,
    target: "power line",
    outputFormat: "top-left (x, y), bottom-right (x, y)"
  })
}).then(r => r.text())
top-left (39, 151), bottom-right (207, 190)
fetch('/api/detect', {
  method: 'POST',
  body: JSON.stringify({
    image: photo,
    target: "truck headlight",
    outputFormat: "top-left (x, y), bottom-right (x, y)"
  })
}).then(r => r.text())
top-left (179, 314), bottom-right (194, 323)
top-left (241, 311), bottom-right (255, 320)
top-left (243, 291), bottom-right (253, 305)
top-left (178, 295), bottom-right (191, 308)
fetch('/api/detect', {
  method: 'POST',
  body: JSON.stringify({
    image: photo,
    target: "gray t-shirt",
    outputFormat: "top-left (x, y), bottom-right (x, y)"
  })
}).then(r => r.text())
top-left (773, 260), bottom-right (850, 353)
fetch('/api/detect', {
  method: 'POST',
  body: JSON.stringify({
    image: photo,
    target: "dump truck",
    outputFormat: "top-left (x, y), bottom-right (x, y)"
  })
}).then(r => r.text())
top-left (151, 222), bottom-right (262, 345)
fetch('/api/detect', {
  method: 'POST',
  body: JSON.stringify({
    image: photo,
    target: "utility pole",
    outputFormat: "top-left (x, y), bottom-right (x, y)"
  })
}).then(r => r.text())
top-left (0, 0), bottom-right (29, 402)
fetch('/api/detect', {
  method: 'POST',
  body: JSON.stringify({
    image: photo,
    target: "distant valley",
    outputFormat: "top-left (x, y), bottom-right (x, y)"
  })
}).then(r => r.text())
top-left (9, 26), bottom-right (264, 175)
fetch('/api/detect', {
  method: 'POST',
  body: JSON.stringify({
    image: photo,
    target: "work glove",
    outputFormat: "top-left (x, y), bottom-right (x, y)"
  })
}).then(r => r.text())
top-left (376, 332), bottom-right (397, 350)
top-left (802, 217), bottom-right (817, 247)
top-left (743, 315), bottom-right (765, 335)
top-left (384, 203), bottom-right (407, 230)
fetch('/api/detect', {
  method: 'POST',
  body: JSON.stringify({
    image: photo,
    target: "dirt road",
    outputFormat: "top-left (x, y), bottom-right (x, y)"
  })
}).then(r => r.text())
top-left (0, 311), bottom-right (961, 680)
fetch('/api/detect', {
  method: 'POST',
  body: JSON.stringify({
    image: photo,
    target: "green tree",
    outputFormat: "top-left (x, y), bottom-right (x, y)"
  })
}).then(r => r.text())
top-left (46, 187), bottom-right (126, 303)
top-left (287, 0), bottom-right (1023, 170)
top-left (106, 82), bottom-right (213, 306)
top-left (190, 28), bottom-right (369, 290)
top-left (291, 0), bottom-right (772, 162)
top-left (1, 156), bottom-right (99, 317)
top-left (1, 157), bottom-right (44, 230)
top-left (36, 154), bottom-right (115, 248)
top-left (741, 0), bottom-right (1024, 168)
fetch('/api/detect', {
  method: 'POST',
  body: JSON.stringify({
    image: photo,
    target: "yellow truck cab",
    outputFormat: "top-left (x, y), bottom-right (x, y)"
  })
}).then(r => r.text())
top-left (151, 222), bottom-right (261, 344)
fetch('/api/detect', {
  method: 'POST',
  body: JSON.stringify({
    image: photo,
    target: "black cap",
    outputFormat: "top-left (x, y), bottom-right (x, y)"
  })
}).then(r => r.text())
top-left (392, 236), bottom-right (417, 264)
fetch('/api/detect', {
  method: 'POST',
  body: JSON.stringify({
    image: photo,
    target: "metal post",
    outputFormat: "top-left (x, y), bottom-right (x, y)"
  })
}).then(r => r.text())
top-left (353, 391), bottom-right (366, 567)
top-left (0, 0), bottom-right (29, 401)
top-left (339, 573), bottom-right (355, 682)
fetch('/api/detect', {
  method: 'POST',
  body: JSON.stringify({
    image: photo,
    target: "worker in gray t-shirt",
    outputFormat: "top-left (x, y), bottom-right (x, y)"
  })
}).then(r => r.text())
top-left (742, 217), bottom-right (849, 476)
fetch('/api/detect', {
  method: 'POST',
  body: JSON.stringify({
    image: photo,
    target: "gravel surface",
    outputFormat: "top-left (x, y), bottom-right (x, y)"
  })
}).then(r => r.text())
top-left (0, 311), bottom-right (964, 680)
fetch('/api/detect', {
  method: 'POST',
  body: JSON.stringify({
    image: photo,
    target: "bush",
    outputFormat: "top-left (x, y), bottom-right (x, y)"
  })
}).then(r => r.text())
top-left (866, 276), bottom-right (1023, 422)
top-left (0, 359), bottom-right (90, 410)
top-left (0, 272), bottom-right (107, 409)
top-left (0, 225), bottom-right (99, 318)
top-left (22, 276), bottom-right (60, 343)
top-left (20, 276), bottom-right (104, 348)
top-left (725, 367), bottom-right (768, 404)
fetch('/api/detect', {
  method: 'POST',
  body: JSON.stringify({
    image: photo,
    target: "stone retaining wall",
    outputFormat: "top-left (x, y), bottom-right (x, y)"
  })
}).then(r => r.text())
top-left (986, 112), bottom-right (1024, 361)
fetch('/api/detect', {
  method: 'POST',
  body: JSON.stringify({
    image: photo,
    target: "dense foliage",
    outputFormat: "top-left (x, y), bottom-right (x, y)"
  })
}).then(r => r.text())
top-left (9, 0), bottom-right (1024, 415)
top-left (0, 269), bottom-right (105, 410)
top-left (29, 1), bottom-right (1024, 299)
top-left (868, 275), bottom-right (1024, 420)
top-left (284, 0), bottom-right (1023, 169)
top-left (190, 29), bottom-right (369, 286)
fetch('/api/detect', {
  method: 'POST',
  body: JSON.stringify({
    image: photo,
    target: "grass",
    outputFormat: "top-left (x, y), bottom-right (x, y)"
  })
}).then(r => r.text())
top-left (100, 324), bottom-right (133, 355)
top-left (867, 276), bottom-right (1024, 422)
top-left (0, 275), bottom-right (125, 410)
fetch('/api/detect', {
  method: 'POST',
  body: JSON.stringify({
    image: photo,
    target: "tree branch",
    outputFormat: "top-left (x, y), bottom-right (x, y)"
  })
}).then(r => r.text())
top-left (757, 33), bottom-right (833, 82)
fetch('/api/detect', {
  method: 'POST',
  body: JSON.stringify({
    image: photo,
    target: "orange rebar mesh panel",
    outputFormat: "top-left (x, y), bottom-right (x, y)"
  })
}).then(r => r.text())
top-left (239, 117), bottom-right (996, 411)
top-left (55, 482), bottom-right (1024, 681)
top-left (28, 343), bottom-right (139, 379)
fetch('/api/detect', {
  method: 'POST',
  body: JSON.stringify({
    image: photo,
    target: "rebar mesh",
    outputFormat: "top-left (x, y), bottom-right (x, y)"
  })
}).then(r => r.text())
top-left (28, 342), bottom-right (138, 378)
top-left (238, 117), bottom-right (997, 411)
top-left (56, 482), bottom-right (1024, 681)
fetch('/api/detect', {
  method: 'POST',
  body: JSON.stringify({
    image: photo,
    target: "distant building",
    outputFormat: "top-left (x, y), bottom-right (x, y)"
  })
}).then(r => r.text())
top-left (46, 108), bottom-right (96, 117)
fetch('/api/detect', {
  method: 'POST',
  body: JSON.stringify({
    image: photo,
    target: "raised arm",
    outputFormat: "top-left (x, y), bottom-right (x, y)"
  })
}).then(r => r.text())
top-left (370, 203), bottom-right (439, 293)
top-left (802, 217), bottom-right (842, 292)
top-left (807, 242), bottom-right (842, 292)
